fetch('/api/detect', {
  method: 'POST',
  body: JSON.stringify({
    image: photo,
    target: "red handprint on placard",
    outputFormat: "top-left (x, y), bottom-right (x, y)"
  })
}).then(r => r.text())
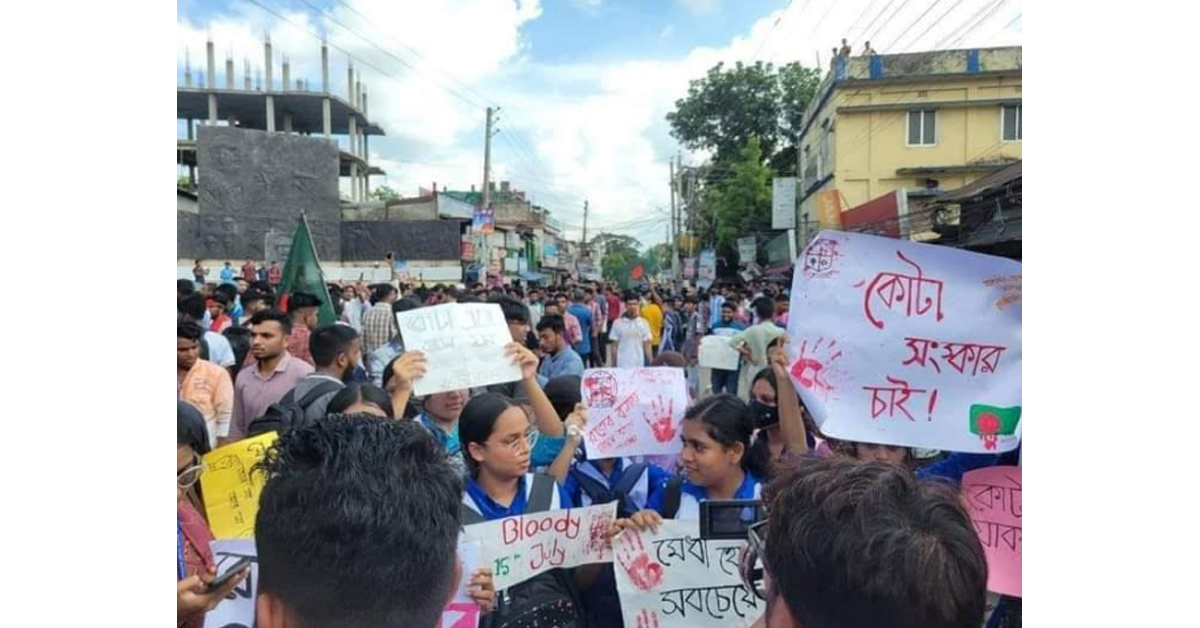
top-left (790, 337), bottom-right (843, 393)
top-left (641, 396), bottom-right (676, 443)
top-left (635, 609), bottom-right (661, 628)
top-left (617, 529), bottom-right (663, 591)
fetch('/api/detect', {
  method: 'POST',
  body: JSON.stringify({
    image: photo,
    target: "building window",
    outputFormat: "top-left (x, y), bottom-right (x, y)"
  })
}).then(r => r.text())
top-left (1002, 105), bottom-right (1022, 141)
top-left (907, 110), bottom-right (936, 146)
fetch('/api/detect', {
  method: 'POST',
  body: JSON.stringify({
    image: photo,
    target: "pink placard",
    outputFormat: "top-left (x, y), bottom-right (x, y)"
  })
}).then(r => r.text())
top-left (962, 466), bottom-right (1021, 597)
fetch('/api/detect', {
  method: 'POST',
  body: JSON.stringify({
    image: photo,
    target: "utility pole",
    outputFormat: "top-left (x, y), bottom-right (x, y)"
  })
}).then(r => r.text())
top-left (582, 200), bottom-right (590, 256)
top-left (482, 106), bottom-right (495, 212)
top-left (669, 155), bottom-right (679, 279)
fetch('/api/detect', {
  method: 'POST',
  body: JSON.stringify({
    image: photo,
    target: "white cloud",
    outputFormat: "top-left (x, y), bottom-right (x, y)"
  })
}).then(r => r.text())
top-left (676, 0), bottom-right (719, 15)
top-left (177, 0), bottom-right (1019, 243)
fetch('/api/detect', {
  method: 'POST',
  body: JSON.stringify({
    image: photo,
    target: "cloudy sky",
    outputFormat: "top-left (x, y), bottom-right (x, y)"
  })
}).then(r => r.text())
top-left (177, 0), bottom-right (1021, 245)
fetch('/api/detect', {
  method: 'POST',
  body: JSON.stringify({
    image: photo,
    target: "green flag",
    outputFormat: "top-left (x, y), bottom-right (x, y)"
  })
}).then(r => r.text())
top-left (968, 404), bottom-right (1021, 437)
top-left (276, 216), bottom-right (338, 325)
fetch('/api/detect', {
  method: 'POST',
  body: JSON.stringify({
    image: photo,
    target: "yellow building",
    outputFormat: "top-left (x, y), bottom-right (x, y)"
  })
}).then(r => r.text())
top-left (796, 46), bottom-right (1021, 239)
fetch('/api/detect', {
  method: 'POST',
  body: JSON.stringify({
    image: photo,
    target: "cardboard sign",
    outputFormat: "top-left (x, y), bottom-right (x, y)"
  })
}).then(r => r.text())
top-left (698, 335), bottom-right (740, 371)
top-left (440, 541), bottom-right (483, 628)
top-left (614, 521), bottom-right (763, 628)
top-left (771, 177), bottom-right (797, 230)
top-left (462, 502), bottom-right (617, 591)
top-left (786, 230), bottom-right (1022, 453)
top-left (200, 431), bottom-right (277, 539)
top-left (963, 466), bottom-right (1022, 597)
top-left (397, 303), bottom-right (522, 396)
top-left (581, 368), bottom-right (689, 459)
top-left (204, 539), bottom-right (484, 628)
top-left (204, 539), bottom-right (259, 628)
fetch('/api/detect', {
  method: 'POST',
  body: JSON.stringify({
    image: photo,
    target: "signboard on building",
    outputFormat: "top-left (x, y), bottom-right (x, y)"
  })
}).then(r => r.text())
top-left (737, 237), bottom-right (757, 265)
top-left (817, 188), bottom-right (844, 229)
top-left (460, 237), bottom-right (475, 261)
top-left (698, 249), bottom-right (717, 289)
top-left (772, 177), bottom-right (797, 230)
top-left (682, 257), bottom-right (696, 278)
top-left (472, 207), bottom-right (495, 234)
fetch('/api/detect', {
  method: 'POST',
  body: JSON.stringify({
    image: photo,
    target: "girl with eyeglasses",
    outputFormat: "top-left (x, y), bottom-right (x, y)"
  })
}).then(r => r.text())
top-left (176, 401), bottom-right (247, 628)
top-left (454, 345), bottom-right (584, 628)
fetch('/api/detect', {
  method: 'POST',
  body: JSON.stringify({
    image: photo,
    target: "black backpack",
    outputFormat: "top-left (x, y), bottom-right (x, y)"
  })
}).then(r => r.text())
top-left (246, 380), bottom-right (343, 438)
top-left (659, 475), bottom-right (685, 519)
top-left (463, 474), bottom-right (586, 628)
top-left (568, 462), bottom-right (649, 519)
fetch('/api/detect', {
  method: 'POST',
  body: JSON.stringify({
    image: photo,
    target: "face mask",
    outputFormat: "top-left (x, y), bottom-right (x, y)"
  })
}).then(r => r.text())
top-left (749, 400), bottom-right (779, 429)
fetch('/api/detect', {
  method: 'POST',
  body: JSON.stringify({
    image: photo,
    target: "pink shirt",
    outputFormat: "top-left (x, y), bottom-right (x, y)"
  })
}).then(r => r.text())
top-left (229, 352), bottom-right (314, 440)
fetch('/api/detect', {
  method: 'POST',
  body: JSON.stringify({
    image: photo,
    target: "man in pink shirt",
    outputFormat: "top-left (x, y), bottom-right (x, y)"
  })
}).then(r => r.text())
top-left (228, 310), bottom-right (314, 441)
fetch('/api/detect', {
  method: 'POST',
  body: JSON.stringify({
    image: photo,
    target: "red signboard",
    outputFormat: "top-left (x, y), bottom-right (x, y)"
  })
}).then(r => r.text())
top-left (460, 240), bottom-right (475, 260)
top-left (841, 190), bottom-right (902, 238)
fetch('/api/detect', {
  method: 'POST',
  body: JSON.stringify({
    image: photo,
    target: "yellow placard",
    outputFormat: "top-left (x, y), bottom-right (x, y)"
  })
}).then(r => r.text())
top-left (817, 188), bottom-right (843, 229)
top-left (200, 431), bottom-right (278, 539)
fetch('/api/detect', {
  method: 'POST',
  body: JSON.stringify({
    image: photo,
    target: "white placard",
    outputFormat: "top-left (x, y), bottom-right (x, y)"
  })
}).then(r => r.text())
top-left (580, 368), bottom-right (689, 459)
top-left (737, 237), bottom-right (756, 264)
top-left (204, 539), bottom-right (258, 628)
top-left (771, 177), bottom-right (797, 230)
top-left (786, 230), bottom-right (1021, 453)
top-left (614, 521), bottom-right (763, 628)
top-left (698, 335), bottom-right (740, 371)
top-left (397, 303), bottom-right (522, 396)
top-left (440, 541), bottom-right (483, 628)
top-left (462, 502), bottom-right (617, 591)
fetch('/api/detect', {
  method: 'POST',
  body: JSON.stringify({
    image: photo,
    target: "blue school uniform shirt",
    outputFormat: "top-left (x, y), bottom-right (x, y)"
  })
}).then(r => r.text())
top-left (462, 474), bottom-right (575, 520)
top-left (560, 458), bottom-right (672, 513)
top-left (916, 452), bottom-right (1001, 484)
top-left (567, 303), bottom-right (594, 355)
top-left (647, 470), bottom-right (762, 520)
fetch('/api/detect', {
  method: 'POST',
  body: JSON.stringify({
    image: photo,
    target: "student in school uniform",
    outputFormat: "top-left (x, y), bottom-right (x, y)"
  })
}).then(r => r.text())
top-left (459, 380), bottom-right (585, 628)
top-left (613, 394), bottom-right (771, 534)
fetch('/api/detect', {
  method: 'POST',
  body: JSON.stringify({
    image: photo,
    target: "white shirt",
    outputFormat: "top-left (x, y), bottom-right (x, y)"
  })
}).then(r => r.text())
top-left (204, 330), bottom-right (236, 367)
top-left (609, 316), bottom-right (652, 369)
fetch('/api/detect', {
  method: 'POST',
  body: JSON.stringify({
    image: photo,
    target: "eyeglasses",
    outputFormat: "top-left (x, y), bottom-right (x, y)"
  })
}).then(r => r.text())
top-left (177, 456), bottom-right (205, 490)
top-left (488, 428), bottom-right (539, 453)
top-left (740, 518), bottom-right (769, 601)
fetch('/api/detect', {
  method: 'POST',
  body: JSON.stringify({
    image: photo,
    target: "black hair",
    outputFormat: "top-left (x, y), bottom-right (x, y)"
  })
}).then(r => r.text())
top-left (720, 300), bottom-right (737, 312)
top-left (623, 290), bottom-right (639, 302)
top-left (223, 326), bottom-right (252, 374)
top-left (488, 294), bottom-right (530, 324)
top-left (393, 297), bottom-right (423, 315)
top-left (753, 296), bottom-right (775, 320)
top-left (177, 400), bottom-right (211, 455)
top-left (310, 324), bottom-right (360, 368)
top-left (572, 289), bottom-right (587, 302)
top-left (178, 293), bottom-right (207, 321)
top-left (251, 280), bottom-right (274, 295)
top-left (682, 394), bottom-right (768, 480)
top-left (177, 320), bottom-right (204, 342)
top-left (177, 278), bottom-right (196, 296)
top-left (242, 289), bottom-right (272, 308)
top-left (250, 310), bottom-right (293, 335)
top-left (208, 291), bottom-right (230, 308)
top-left (751, 366), bottom-right (779, 397)
top-left (371, 284), bottom-right (398, 305)
top-left (255, 416), bottom-right (463, 628)
top-left (536, 314), bottom-right (566, 335)
top-left (289, 291), bottom-right (323, 311)
top-left (214, 283), bottom-right (238, 302)
top-left (544, 375), bottom-right (582, 420)
top-left (763, 457), bottom-right (987, 628)
top-left (456, 294), bottom-right (482, 304)
top-left (327, 383), bottom-right (395, 418)
top-left (458, 392), bottom-right (520, 476)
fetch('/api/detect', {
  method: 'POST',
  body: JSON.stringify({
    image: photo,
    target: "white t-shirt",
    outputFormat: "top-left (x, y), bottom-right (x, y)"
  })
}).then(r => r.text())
top-left (609, 316), bottom-right (651, 368)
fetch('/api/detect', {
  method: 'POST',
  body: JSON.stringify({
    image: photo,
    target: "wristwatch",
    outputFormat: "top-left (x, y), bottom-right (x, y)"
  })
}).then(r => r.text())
top-left (566, 424), bottom-right (583, 439)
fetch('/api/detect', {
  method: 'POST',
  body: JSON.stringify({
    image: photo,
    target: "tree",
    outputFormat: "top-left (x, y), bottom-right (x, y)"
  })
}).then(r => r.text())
top-left (666, 60), bottom-right (821, 167)
top-left (699, 136), bottom-right (773, 260)
top-left (601, 250), bottom-right (633, 286)
top-left (591, 233), bottom-right (641, 259)
top-left (370, 185), bottom-right (400, 202)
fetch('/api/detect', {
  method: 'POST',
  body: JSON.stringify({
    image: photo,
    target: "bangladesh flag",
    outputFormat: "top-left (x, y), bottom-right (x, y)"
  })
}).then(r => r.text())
top-left (969, 404), bottom-right (1021, 450)
top-left (276, 216), bottom-right (338, 326)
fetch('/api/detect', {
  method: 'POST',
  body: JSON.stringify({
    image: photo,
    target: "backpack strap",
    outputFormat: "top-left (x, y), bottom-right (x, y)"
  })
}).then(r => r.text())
top-left (568, 467), bottom-right (614, 506)
top-left (612, 462), bottom-right (648, 517)
top-left (296, 379), bottom-right (343, 409)
top-left (527, 473), bottom-right (556, 513)
top-left (459, 503), bottom-right (486, 526)
top-left (661, 475), bottom-right (684, 519)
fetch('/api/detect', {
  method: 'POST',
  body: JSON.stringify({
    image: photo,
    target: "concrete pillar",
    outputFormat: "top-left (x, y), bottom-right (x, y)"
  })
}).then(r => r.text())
top-left (244, 59), bottom-right (251, 90)
top-left (321, 42), bottom-right (330, 93)
top-left (361, 89), bottom-right (368, 119)
top-left (363, 132), bottom-right (370, 198)
top-left (323, 99), bottom-right (332, 138)
top-left (208, 93), bottom-right (218, 124)
top-left (266, 95), bottom-right (276, 132)
top-left (184, 50), bottom-right (192, 87)
top-left (264, 37), bottom-right (273, 91)
top-left (281, 57), bottom-right (290, 92)
top-left (225, 56), bottom-right (234, 89)
top-left (348, 115), bottom-right (358, 156)
top-left (283, 113), bottom-right (293, 134)
top-left (206, 39), bottom-right (215, 89)
top-left (355, 75), bottom-right (362, 111)
top-left (347, 61), bottom-right (355, 107)
top-left (296, 79), bottom-right (303, 91)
